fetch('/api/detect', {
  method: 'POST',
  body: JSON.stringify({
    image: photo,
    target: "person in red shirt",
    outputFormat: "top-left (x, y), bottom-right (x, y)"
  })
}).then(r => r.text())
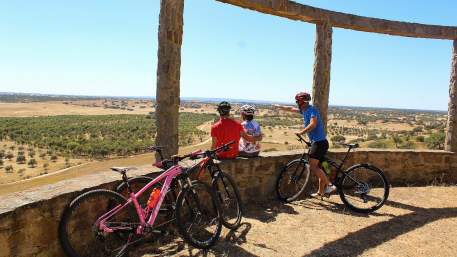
top-left (211, 101), bottom-right (259, 159)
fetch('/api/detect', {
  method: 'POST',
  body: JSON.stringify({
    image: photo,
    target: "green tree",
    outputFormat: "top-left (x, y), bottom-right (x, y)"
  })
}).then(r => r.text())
top-left (50, 155), bottom-right (58, 162)
top-left (28, 149), bottom-right (36, 158)
top-left (368, 141), bottom-right (387, 149)
top-left (331, 135), bottom-right (346, 144)
top-left (426, 132), bottom-right (445, 150)
top-left (28, 158), bottom-right (37, 168)
top-left (5, 165), bottom-right (13, 173)
top-left (416, 136), bottom-right (425, 142)
top-left (16, 154), bottom-right (26, 164)
top-left (43, 163), bottom-right (49, 171)
top-left (5, 152), bottom-right (14, 160)
top-left (392, 135), bottom-right (403, 148)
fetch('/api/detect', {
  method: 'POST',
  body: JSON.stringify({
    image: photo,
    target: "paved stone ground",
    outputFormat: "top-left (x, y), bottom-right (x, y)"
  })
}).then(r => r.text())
top-left (131, 186), bottom-right (457, 257)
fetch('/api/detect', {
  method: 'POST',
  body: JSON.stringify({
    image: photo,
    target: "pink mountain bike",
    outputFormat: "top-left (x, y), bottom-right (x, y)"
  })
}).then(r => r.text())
top-left (59, 146), bottom-right (227, 257)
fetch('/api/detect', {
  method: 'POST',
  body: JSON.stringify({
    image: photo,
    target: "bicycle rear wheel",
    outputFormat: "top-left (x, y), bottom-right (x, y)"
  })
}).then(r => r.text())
top-left (212, 171), bottom-right (242, 229)
top-left (59, 189), bottom-right (137, 257)
top-left (339, 164), bottom-right (390, 213)
top-left (276, 159), bottom-right (310, 203)
top-left (175, 181), bottom-right (222, 249)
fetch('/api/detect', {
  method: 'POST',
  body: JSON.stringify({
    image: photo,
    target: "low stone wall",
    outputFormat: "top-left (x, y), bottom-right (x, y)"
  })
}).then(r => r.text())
top-left (1, 150), bottom-right (456, 257)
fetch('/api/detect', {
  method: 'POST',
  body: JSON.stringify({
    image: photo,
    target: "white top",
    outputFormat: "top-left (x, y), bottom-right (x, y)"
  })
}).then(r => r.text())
top-left (239, 120), bottom-right (261, 153)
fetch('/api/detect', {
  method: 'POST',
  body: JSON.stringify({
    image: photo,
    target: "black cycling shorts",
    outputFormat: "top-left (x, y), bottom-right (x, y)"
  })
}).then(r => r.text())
top-left (309, 139), bottom-right (329, 162)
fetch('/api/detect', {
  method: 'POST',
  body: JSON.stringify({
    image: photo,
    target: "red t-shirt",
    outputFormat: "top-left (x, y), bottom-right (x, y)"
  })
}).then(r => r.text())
top-left (211, 118), bottom-right (244, 159)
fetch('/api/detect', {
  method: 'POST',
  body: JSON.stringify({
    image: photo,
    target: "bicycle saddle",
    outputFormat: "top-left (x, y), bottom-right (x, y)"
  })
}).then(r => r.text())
top-left (110, 167), bottom-right (137, 173)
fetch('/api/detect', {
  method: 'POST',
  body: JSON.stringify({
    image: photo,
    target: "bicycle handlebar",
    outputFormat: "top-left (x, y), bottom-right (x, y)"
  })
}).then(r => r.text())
top-left (295, 134), bottom-right (359, 149)
top-left (296, 134), bottom-right (311, 147)
top-left (155, 141), bottom-right (235, 169)
top-left (190, 140), bottom-right (235, 160)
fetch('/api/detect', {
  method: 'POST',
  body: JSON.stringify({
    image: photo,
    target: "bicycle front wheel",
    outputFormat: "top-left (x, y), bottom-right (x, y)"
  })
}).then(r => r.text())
top-left (212, 171), bottom-right (242, 229)
top-left (59, 189), bottom-right (137, 257)
top-left (175, 181), bottom-right (222, 249)
top-left (276, 159), bottom-right (310, 203)
top-left (339, 164), bottom-right (390, 213)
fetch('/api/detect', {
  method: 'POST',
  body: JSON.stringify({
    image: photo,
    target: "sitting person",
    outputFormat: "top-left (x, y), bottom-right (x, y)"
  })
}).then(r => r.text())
top-left (238, 105), bottom-right (262, 157)
top-left (211, 101), bottom-right (259, 159)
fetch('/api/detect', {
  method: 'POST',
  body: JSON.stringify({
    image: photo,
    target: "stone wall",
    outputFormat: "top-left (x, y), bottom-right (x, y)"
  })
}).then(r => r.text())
top-left (1, 150), bottom-right (457, 257)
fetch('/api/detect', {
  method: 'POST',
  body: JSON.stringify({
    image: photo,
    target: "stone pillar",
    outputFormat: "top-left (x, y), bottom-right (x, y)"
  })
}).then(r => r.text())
top-left (445, 40), bottom-right (457, 152)
top-left (312, 21), bottom-right (332, 132)
top-left (155, 0), bottom-right (184, 158)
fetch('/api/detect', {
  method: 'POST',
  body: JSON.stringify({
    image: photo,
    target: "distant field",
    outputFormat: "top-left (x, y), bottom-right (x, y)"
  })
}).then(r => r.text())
top-left (0, 97), bottom-right (448, 187)
top-left (0, 112), bottom-right (216, 184)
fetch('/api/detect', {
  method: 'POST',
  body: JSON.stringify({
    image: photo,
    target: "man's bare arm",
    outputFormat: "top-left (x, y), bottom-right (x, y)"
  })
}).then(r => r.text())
top-left (241, 131), bottom-right (256, 143)
top-left (211, 137), bottom-right (217, 150)
top-left (272, 104), bottom-right (300, 113)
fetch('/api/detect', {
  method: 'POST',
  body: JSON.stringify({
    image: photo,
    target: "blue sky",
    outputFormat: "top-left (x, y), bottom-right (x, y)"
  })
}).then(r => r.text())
top-left (1, 1), bottom-right (456, 110)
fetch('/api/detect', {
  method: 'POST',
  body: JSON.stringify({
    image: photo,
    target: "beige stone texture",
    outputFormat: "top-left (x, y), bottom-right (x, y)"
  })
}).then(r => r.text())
top-left (216, 0), bottom-right (457, 39)
top-left (445, 40), bottom-right (457, 152)
top-left (312, 21), bottom-right (332, 132)
top-left (155, 0), bottom-right (185, 159)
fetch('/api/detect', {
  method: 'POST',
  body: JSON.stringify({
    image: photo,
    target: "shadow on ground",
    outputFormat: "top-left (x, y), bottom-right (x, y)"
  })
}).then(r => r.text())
top-left (131, 195), bottom-right (457, 257)
top-left (131, 223), bottom-right (260, 257)
top-left (302, 199), bottom-right (457, 257)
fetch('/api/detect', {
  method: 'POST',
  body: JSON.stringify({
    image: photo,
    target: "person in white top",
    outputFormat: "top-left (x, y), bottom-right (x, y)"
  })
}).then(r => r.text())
top-left (238, 105), bottom-right (262, 157)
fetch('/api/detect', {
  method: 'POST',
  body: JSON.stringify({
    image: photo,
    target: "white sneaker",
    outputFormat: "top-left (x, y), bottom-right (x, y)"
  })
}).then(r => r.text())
top-left (324, 184), bottom-right (337, 194)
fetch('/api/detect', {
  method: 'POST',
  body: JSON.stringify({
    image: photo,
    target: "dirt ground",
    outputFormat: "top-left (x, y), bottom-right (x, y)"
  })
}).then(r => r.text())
top-left (131, 186), bottom-right (457, 257)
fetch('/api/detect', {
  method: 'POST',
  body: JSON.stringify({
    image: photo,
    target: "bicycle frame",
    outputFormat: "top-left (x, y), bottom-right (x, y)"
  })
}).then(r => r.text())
top-left (295, 137), bottom-right (356, 185)
top-left (96, 164), bottom-right (184, 235)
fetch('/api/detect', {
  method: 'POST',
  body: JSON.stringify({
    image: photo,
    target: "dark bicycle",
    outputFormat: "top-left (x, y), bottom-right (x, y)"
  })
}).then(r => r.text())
top-left (116, 142), bottom-right (242, 229)
top-left (276, 134), bottom-right (389, 213)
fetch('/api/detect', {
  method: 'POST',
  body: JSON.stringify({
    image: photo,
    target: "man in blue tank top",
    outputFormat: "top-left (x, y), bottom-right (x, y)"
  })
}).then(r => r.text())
top-left (273, 91), bottom-right (336, 197)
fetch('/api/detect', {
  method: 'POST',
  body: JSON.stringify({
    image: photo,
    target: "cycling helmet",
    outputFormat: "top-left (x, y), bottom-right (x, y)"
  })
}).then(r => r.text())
top-left (295, 92), bottom-right (311, 103)
top-left (240, 104), bottom-right (256, 115)
top-left (217, 101), bottom-right (231, 115)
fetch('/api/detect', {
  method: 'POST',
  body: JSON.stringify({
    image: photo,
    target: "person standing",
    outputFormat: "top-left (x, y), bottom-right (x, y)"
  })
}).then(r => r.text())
top-left (273, 92), bottom-right (336, 197)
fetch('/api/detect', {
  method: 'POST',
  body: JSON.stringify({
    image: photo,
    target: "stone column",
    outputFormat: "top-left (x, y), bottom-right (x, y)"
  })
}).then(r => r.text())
top-left (445, 40), bottom-right (457, 152)
top-left (155, 0), bottom-right (184, 158)
top-left (312, 21), bottom-right (332, 133)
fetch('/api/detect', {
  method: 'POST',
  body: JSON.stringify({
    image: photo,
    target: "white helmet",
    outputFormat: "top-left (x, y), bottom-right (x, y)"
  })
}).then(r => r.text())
top-left (240, 104), bottom-right (256, 115)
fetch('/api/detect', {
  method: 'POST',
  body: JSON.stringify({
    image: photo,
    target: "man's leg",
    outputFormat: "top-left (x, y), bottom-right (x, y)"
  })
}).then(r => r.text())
top-left (309, 158), bottom-right (330, 195)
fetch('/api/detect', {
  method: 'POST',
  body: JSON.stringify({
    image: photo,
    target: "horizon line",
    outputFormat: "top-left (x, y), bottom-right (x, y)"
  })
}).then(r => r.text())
top-left (0, 91), bottom-right (448, 113)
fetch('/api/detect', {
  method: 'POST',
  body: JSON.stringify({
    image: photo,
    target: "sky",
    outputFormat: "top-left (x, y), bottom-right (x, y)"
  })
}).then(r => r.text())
top-left (1, 0), bottom-right (456, 111)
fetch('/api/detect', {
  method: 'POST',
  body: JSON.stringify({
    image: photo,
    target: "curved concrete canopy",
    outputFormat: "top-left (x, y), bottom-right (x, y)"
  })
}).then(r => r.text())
top-left (216, 0), bottom-right (457, 40)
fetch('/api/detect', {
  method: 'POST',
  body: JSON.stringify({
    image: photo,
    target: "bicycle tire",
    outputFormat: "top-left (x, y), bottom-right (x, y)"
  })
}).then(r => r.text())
top-left (339, 164), bottom-right (390, 213)
top-left (175, 181), bottom-right (222, 249)
top-left (59, 189), bottom-right (137, 257)
top-left (276, 159), bottom-right (311, 203)
top-left (212, 171), bottom-right (242, 229)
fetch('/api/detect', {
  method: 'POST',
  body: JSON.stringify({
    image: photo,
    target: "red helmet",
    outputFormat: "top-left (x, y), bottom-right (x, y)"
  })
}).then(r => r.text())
top-left (295, 92), bottom-right (311, 103)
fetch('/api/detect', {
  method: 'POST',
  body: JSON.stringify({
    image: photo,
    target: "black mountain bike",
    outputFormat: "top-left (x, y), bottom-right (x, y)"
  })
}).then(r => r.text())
top-left (116, 143), bottom-right (242, 229)
top-left (276, 134), bottom-right (390, 213)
